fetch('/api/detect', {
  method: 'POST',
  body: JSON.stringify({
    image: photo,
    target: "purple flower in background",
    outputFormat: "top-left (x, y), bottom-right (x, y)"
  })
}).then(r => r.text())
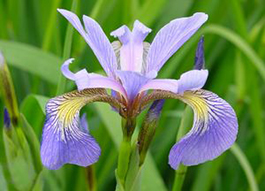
top-left (40, 9), bottom-right (238, 170)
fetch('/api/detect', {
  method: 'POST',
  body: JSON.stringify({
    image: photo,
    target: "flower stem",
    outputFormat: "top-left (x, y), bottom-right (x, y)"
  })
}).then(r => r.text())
top-left (116, 118), bottom-right (136, 187)
top-left (172, 106), bottom-right (193, 191)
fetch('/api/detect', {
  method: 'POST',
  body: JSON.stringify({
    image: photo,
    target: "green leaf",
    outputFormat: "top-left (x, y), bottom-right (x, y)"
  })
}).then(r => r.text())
top-left (230, 144), bottom-right (259, 191)
top-left (21, 94), bottom-right (49, 114)
top-left (20, 114), bottom-right (42, 173)
top-left (202, 24), bottom-right (265, 82)
top-left (0, 40), bottom-right (61, 84)
top-left (3, 129), bottom-right (36, 191)
top-left (0, 165), bottom-right (8, 191)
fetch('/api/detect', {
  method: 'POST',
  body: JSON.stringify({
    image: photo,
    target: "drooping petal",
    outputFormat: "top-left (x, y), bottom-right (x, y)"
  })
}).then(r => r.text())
top-left (194, 36), bottom-right (205, 70)
top-left (58, 9), bottom-right (117, 77)
top-left (139, 70), bottom-right (208, 94)
top-left (169, 90), bottom-right (238, 169)
top-left (61, 58), bottom-right (127, 97)
top-left (116, 70), bottom-right (151, 101)
top-left (147, 13), bottom-right (208, 73)
top-left (41, 89), bottom-right (124, 170)
top-left (110, 20), bottom-right (151, 73)
top-left (80, 113), bottom-right (89, 133)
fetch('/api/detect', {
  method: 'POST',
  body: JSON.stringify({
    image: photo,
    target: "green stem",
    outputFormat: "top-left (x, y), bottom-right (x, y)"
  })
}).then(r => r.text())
top-left (117, 136), bottom-right (132, 185)
top-left (116, 118), bottom-right (136, 187)
top-left (172, 107), bottom-right (193, 191)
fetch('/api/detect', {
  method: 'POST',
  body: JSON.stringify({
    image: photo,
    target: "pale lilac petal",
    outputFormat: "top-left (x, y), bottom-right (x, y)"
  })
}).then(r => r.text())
top-left (178, 69), bottom-right (208, 94)
top-left (116, 70), bottom-right (151, 101)
top-left (147, 13), bottom-right (208, 73)
top-left (58, 9), bottom-right (117, 77)
top-left (110, 21), bottom-right (151, 73)
top-left (169, 90), bottom-right (238, 169)
top-left (61, 58), bottom-right (75, 80)
top-left (140, 70), bottom-right (208, 93)
top-left (110, 25), bottom-right (131, 44)
top-left (41, 94), bottom-right (101, 170)
top-left (140, 79), bottom-right (179, 93)
top-left (61, 59), bottom-right (127, 97)
top-left (132, 20), bottom-right (152, 43)
top-left (194, 36), bottom-right (205, 70)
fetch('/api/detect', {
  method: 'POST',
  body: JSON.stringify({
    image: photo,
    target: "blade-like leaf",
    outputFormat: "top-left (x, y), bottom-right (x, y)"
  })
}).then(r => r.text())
top-left (0, 40), bottom-right (61, 84)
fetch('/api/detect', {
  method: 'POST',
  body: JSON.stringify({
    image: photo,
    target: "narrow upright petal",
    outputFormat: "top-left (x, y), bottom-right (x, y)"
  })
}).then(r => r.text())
top-left (111, 21), bottom-right (151, 73)
top-left (194, 36), bottom-right (205, 70)
top-left (169, 90), bottom-right (238, 169)
top-left (147, 13), bottom-right (208, 73)
top-left (61, 58), bottom-right (127, 97)
top-left (58, 9), bottom-right (117, 77)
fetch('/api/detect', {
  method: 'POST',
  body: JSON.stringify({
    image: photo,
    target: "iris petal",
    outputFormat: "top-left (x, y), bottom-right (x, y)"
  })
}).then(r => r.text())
top-left (169, 90), bottom-right (238, 169)
top-left (58, 9), bottom-right (117, 77)
top-left (110, 20), bottom-right (151, 73)
top-left (61, 58), bottom-right (127, 97)
top-left (41, 89), bottom-right (124, 170)
top-left (139, 70), bottom-right (208, 94)
top-left (147, 13), bottom-right (208, 73)
top-left (116, 70), bottom-right (151, 101)
top-left (177, 69), bottom-right (208, 94)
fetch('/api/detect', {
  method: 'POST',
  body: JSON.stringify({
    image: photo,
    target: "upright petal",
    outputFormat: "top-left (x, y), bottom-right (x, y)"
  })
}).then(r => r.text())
top-left (110, 21), bottom-right (151, 73)
top-left (41, 89), bottom-right (124, 170)
top-left (147, 13), bottom-right (208, 73)
top-left (116, 70), bottom-right (151, 101)
top-left (58, 9), bottom-right (117, 77)
top-left (169, 90), bottom-right (238, 169)
top-left (61, 59), bottom-right (127, 97)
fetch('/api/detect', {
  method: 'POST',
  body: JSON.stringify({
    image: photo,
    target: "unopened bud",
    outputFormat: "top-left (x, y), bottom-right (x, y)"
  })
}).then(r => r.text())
top-left (4, 108), bottom-right (11, 129)
top-left (194, 36), bottom-right (205, 70)
top-left (0, 51), bottom-right (19, 126)
top-left (138, 99), bottom-right (165, 165)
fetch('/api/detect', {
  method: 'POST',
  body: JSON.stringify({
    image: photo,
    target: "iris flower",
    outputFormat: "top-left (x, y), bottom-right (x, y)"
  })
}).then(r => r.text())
top-left (41, 9), bottom-right (238, 170)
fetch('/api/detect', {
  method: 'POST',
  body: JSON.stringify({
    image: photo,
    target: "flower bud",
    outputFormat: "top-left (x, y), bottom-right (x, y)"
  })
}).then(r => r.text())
top-left (138, 99), bottom-right (165, 165)
top-left (194, 36), bottom-right (205, 70)
top-left (0, 52), bottom-right (19, 126)
top-left (4, 108), bottom-right (11, 130)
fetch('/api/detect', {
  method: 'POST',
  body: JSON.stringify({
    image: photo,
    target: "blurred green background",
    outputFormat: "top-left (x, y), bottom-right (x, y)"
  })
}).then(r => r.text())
top-left (0, 0), bottom-right (265, 190)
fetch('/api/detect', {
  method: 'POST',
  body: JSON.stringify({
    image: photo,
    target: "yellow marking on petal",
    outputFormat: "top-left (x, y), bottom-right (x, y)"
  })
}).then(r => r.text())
top-left (181, 91), bottom-right (208, 118)
top-left (58, 98), bottom-right (87, 126)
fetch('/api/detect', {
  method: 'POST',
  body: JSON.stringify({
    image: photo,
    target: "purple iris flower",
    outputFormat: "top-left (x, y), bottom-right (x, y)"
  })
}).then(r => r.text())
top-left (40, 9), bottom-right (238, 170)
